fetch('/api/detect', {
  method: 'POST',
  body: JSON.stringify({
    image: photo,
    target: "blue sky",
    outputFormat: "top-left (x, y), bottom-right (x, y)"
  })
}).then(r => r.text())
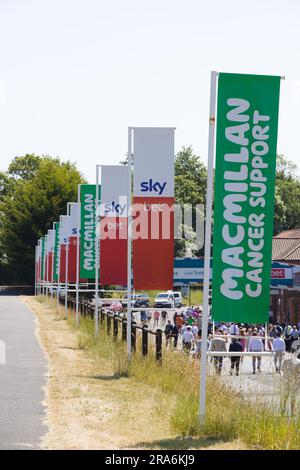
top-left (0, 0), bottom-right (299, 182)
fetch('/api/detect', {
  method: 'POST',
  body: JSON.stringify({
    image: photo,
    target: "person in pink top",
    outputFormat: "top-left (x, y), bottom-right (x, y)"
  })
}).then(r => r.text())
top-left (153, 310), bottom-right (160, 326)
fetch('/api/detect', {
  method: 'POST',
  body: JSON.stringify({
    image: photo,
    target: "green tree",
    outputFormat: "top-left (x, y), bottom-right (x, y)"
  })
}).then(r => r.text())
top-left (175, 146), bottom-right (207, 206)
top-left (274, 155), bottom-right (300, 235)
top-left (174, 147), bottom-right (207, 257)
top-left (8, 154), bottom-right (41, 180)
top-left (0, 156), bottom-right (85, 284)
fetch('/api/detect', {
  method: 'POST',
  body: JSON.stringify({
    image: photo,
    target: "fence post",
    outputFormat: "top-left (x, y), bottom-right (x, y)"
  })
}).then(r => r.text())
top-left (100, 309), bottom-right (105, 324)
top-left (156, 329), bottom-right (162, 365)
top-left (122, 319), bottom-right (127, 342)
top-left (107, 314), bottom-right (111, 335)
top-left (113, 315), bottom-right (118, 341)
top-left (142, 325), bottom-right (148, 356)
top-left (131, 322), bottom-right (136, 352)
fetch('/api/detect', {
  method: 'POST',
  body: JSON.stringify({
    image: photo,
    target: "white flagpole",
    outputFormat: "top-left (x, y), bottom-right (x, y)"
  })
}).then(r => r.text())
top-left (127, 127), bottom-right (132, 359)
top-left (57, 217), bottom-right (62, 313)
top-left (34, 245), bottom-right (37, 296)
top-left (199, 71), bottom-right (218, 422)
top-left (76, 186), bottom-right (81, 327)
top-left (65, 207), bottom-right (70, 320)
top-left (51, 231), bottom-right (54, 303)
top-left (95, 166), bottom-right (100, 336)
top-left (45, 235), bottom-right (49, 301)
top-left (42, 239), bottom-right (45, 296)
top-left (57, 243), bottom-right (60, 313)
top-left (65, 237), bottom-right (69, 319)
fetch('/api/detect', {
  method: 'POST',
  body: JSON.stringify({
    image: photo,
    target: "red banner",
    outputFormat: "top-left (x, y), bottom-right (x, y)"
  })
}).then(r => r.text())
top-left (132, 128), bottom-right (175, 290)
top-left (100, 217), bottom-right (127, 285)
top-left (100, 165), bottom-right (128, 286)
top-left (60, 245), bottom-right (66, 283)
top-left (133, 197), bottom-right (174, 290)
top-left (36, 260), bottom-right (41, 284)
top-left (67, 237), bottom-right (87, 283)
top-left (68, 237), bottom-right (77, 283)
top-left (47, 253), bottom-right (54, 282)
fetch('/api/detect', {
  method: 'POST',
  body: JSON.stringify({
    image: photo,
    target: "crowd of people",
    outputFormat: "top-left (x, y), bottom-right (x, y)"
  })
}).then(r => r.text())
top-left (161, 307), bottom-right (300, 376)
top-left (110, 301), bottom-right (300, 376)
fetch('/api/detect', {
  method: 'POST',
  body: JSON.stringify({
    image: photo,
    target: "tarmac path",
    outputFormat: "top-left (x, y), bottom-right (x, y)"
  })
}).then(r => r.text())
top-left (0, 295), bottom-right (48, 449)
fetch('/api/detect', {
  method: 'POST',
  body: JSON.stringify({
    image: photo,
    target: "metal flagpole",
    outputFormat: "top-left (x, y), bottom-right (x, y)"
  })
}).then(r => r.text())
top-left (57, 244), bottom-right (60, 313)
top-left (95, 166), bottom-right (100, 336)
top-left (50, 228), bottom-right (55, 304)
top-left (42, 238), bottom-right (45, 296)
top-left (34, 245), bottom-right (37, 296)
top-left (45, 235), bottom-right (49, 301)
top-left (65, 236), bottom-right (69, 319)
top-left (65, 208), bottom-right (70, 320)
top-left (199, 71), bottom-right (218, 423)
top-left (76, 186), bottom-right (81, 327)
top-left (127, 127), bottom-right (132, 359)
top-left (57, 216), bottom-right (62, 313)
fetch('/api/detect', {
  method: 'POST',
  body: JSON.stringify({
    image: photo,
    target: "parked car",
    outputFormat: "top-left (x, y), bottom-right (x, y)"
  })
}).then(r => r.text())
top-left (121, 293), bottom-right (150, 309)
top-left (173, 291), bottom-right (182, 307)
top-left (154, 292), bottom-right (175, 308)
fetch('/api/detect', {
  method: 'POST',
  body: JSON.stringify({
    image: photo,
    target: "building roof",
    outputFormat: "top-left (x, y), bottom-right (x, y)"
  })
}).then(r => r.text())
top-left (272, 229), bottom-right (300, 262)
top-left (274, 229), bottom-right (300, 239)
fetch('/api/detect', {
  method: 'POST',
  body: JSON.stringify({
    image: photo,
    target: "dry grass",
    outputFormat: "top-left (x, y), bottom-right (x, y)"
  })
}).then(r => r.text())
top-left (22, 295), bottom-right (244, 450)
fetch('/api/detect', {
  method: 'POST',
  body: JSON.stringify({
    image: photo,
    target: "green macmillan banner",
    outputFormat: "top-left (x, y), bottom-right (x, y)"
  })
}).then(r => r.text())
top-left (212, 73), bottom-right (281, 324)
top-left (53, 222), bottom-right (60, 282)
top-left (80, 184), bottom-right (101, 279)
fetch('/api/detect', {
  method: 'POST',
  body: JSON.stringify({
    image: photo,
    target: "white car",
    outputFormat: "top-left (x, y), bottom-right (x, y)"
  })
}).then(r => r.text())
top-left (173, 291), bottom-right (182, 307)
top-left (154, 292), bottom-right (175, 308)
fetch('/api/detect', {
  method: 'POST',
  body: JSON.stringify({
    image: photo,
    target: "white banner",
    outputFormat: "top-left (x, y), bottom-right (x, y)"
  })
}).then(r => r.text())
top-left (133, 127), bottom-right (175, 198)
top-left (100, 165), bottom-right (128, 217)
top-left (37, 239), bottom-right (42, 259)
top-left (69, 202), bottom-right (80, 235)
top-left (47, 229), bottom-right (56, 253)
top-left (59, 215), bottom-right (71, 244)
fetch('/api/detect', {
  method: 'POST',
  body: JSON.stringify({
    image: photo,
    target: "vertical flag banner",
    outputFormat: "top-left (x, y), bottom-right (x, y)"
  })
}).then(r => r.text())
top-left (53, 222), bottom-right (60, 282)
top-left (47, 230), bottom-right (55, 282)
top-left (43, 235), bottom-right (48, 283)
top-left (68, 203), bottom-right (80, 283)
top-left (79, 184), bottom-right (101, 279)
top-left (100, 165), bottom-right (128, 286)
top-left (59, 215), bottom-right (70, 283)
top-left (133, 128), bottom-right (175, 290)
top-left (41, 237), bottom-right (45, 281)
top-left (36, 240), bottom-right (42, 284)
top-left (212, 73), bottom-right (281, 323)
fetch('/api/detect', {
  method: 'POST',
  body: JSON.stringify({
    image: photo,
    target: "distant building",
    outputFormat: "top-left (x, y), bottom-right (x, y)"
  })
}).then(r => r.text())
top-left (271, 229), bottom-right (300, 324)
top-left (272, 229), bottom-right (300, 265)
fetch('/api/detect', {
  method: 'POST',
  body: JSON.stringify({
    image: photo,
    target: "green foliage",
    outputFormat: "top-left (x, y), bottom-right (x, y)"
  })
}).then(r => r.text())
top-left (274, 155), bottom-right (300, 234)
top-left (8, 154), bottom-right (41, 180)
top-left (174, 147), bottom-right (207, 257)
top-left (0, 155), bottom-right (85, 284)
top-left (175, 146), bottom-right (207, 206)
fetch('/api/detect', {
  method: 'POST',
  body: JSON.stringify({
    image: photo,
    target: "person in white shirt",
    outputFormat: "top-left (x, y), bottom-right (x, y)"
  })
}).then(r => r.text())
top-left (229, 323), bottom-right (240, 336)
top-left (248, 329), bottom-right (264, 374)
top-left (219, 323), bottom-right (228, 334)
top-left (182, 326), bottom-right (194, 353)
top-left (272, 333), bottom-right (286, 373)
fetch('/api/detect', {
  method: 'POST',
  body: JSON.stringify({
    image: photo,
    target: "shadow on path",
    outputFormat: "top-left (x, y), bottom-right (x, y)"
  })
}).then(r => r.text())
top-left (131, 436), bottom-right (230, 450)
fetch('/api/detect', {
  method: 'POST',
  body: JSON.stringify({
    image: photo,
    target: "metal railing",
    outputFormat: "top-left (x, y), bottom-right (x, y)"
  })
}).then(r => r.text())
top-left (56, 293), bottom-right (163, 364)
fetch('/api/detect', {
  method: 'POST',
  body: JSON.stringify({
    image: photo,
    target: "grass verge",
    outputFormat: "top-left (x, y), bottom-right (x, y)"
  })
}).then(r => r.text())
top-left (35, 296), bottom-right (300, 449)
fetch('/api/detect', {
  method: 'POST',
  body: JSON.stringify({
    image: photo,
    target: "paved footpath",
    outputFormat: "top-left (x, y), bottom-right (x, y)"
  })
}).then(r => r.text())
top-left (0, 296), bottom-right (48, 449)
